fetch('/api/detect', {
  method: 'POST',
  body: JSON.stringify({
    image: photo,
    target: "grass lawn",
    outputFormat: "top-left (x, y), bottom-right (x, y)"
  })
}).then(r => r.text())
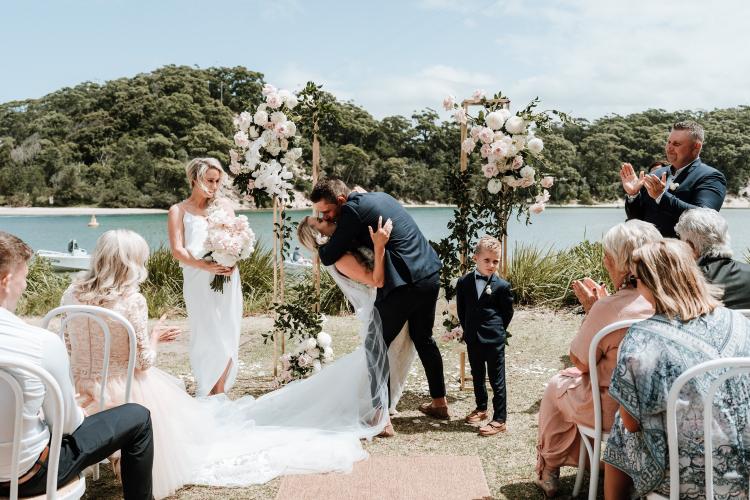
top-left (30, 306), bottom-right (596, 499)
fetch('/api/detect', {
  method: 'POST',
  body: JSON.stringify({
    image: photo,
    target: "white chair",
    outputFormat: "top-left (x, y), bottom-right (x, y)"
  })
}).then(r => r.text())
top-left (645, 357), bottom-right (750, 500)
top-left (572, 318), bottom-right (644, 499)
top-left (0, 357), bottom-right (86, 500)
top-left (41, 305), bottom-right (137, 480)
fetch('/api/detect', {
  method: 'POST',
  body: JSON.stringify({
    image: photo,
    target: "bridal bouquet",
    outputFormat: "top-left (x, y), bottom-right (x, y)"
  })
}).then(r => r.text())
top-left (439, 298), bottom-right (464, 343)
top-left (276, 331), bottom-right (334, 386)
top-left (203, 203), bottom-right (256, 293)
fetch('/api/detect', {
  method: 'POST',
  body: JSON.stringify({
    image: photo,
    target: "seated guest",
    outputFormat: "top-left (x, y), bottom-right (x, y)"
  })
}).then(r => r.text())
top-left (0, 231), bottom-right (154, 500)
top-left (534, 220), bottom-right (661, 497)
top-left (603, 239), bottom-right (750, 499)
top-left (675, 207), bottom-right (750, 309)
top-left (620, 120), bottom-right (727, 237)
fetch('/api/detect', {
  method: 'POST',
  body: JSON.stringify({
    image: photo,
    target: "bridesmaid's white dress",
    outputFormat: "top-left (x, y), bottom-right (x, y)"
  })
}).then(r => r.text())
top-left (181, 210), bottom-right (242, 397)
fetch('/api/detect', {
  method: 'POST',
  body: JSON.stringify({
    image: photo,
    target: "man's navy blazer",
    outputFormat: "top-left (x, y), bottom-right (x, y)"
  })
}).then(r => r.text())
top-left (625, 158), bottom-right (726, 237)
top-left (456, 271), bottom-right (514, 345)
top-left (318, 192), bottom-right (441, 300)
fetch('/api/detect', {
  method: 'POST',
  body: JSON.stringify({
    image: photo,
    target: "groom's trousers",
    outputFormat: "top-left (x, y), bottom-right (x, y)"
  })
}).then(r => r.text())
top-left (375, 271), bottom-right (445, 401)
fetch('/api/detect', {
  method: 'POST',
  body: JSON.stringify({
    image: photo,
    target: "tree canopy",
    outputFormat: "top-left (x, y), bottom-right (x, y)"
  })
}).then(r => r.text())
top-left (1, 64), bottom-right (748, 207)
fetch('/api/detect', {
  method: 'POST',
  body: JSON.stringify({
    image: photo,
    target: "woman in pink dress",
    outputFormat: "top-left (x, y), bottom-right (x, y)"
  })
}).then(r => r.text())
top-left (534, 220), bottom-right (661, 497)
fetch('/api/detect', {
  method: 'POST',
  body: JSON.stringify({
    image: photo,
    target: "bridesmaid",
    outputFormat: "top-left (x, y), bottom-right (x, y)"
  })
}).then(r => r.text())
top-left (167, 157), bottom-right (242, 396)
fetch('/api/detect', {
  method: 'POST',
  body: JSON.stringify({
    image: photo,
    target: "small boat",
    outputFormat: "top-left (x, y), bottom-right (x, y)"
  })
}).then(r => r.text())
top-left (87, 214), bottom-right (99, 227)
top-left (284, 258), bottom-right (313, 270)
top-left (36, 240), bottom-right (91, 271)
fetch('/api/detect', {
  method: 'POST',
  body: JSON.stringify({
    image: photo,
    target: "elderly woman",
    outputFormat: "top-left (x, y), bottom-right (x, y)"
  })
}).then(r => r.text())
top-left (603, 239), bottom-right (750, 499)
top-left (675, 207), bottom-right (750, 309)
top-left (534, 220), bottom-right (662, 497)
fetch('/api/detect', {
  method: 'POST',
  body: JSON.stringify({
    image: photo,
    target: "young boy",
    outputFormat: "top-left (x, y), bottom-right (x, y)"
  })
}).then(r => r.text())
top-left (456, 236), bottom-right (514, 436)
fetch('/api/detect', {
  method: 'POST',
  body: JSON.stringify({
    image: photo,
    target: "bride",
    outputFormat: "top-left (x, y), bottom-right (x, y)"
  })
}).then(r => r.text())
top-left (60, 217), bottom-right (413, 497)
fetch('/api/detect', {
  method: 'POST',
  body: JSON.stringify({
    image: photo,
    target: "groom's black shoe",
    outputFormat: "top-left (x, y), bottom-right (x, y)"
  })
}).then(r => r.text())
top-left (418, 402), bottom-right (450, 420)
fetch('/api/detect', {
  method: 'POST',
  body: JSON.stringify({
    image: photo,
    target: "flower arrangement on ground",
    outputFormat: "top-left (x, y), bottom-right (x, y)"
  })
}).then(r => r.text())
top-left (277, 330), bottom-right (334, 385)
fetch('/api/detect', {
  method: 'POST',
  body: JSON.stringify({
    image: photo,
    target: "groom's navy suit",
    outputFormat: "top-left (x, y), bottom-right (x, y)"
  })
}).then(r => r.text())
top-left (319, 192), bottom-right (445, 399)
top-left (625, 158), bottom-right (726, 237)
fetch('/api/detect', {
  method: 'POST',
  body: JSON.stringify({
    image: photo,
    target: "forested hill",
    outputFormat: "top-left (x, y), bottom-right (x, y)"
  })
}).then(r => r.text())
top-left (1, 65), bottom-right (749, 207)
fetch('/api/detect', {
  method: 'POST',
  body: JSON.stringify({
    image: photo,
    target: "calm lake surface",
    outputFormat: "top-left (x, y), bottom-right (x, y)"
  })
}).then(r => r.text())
top-left (3, 207), bottom-right (750, 256)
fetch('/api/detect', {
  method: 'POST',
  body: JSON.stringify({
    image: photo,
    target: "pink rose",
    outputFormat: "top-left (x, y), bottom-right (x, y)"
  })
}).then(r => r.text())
top-left (442, 95), bottom-right (456, 111)
top-left (480, 144), bottom-right (492, 158)
top-left (529, 202), bottom-right (545, 214)
top-left (541, 176), bottom-right (554, 188)
top-left (461, 138), bottom-right (476, 153)
top-left (453, 109), bottom-right (467, 125)
top-left (478, 127), bottom-right (495, 144)
top-left (472, 89), bottom-right (486, 100)
top-left (482, 163), bottom-right (499, 178)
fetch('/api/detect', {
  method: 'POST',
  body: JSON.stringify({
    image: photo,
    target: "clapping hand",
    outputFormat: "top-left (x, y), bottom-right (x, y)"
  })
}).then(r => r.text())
top-left (620, 163), bottom-right (645, 196)
top-left (369, 216), bottom-right (393, 247)
top-left (643, 172), bottom-right (667, 200)
top-left (571, 277), bottom-right (609, 313)
top-left (154, 314), bottom-right (181, 343)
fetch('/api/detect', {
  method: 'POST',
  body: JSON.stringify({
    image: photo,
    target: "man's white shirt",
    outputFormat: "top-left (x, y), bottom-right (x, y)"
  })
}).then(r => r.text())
top-left (0, 307), bottom-right (84, 480)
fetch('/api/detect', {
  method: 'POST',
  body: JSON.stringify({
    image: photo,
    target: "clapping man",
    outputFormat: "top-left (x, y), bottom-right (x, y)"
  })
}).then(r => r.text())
top-left (620, 121), bottom-right (726, 237)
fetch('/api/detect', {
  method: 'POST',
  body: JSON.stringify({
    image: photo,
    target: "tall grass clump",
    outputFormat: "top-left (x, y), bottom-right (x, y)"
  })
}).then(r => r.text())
top-left (238, 243), bottom-right (274, 313)
top-left (142, 246), bottom-right (184, 318)
top-left (17, 257), bottom-right (72, 316)
top-left (506, 240), bottom-right (610, 308)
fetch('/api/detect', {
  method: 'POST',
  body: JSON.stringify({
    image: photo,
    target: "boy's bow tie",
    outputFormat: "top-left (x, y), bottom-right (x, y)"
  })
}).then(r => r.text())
top-left (475, 274), bottom-right (489, 281)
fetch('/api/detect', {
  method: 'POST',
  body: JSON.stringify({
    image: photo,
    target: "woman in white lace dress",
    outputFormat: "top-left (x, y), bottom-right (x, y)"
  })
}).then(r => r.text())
top-left (62, 222), bottom-right (406, 497)
top-left (167, 157), bottom-right (240, 396)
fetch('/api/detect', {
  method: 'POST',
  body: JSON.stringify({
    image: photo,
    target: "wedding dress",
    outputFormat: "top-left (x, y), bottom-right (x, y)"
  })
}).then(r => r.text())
top-left (60, 264), bottom-right (415, 497)
top-left (181, 210), bottom-right (242, 397)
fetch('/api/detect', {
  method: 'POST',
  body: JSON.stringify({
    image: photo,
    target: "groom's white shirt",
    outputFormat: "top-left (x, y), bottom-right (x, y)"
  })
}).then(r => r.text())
top-left (0, 307), bottom-right (84, 481)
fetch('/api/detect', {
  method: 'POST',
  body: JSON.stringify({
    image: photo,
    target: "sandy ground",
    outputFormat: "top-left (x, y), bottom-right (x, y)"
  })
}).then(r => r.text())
top-left (27, 307), bottom-right (599, 499)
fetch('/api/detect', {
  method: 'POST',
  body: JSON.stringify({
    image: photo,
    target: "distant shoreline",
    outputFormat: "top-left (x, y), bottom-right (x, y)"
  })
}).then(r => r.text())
top-left (2, 197), bottom-right (749, 216)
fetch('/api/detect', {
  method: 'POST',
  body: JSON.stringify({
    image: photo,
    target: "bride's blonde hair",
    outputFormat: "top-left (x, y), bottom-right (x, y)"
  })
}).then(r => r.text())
top-left (297, 216), bottom-right (322, 252)
top-left (73, 229), bottom-right (149, 306)
top-left (186, 157), bottom-right (224, 198)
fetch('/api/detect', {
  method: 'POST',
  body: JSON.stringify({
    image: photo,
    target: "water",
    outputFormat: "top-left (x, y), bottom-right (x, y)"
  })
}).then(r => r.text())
top-left (2, 207), bottom-right (750, 256)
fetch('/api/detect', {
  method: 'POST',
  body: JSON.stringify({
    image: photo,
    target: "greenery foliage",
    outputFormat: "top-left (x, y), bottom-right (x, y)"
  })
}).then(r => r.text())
top-left (16, 257), bottom-right (71, 316)
top-left (2, 65), bottom-right (749, 209)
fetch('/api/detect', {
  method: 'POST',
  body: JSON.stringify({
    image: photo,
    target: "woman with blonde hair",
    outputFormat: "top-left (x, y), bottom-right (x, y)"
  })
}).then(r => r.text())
top-left (167, 157), bottom-right (241, 396)
top-left (603, 239), bottom-right (750, 499)
top-left (534, 219), bottom-right (662, 497)
top-left (61, 229), bottom-right (188, 498)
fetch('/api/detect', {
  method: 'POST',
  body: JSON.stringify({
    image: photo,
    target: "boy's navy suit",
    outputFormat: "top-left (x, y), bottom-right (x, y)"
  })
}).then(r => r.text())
top-left (456, 270), bottom-right (514, 422)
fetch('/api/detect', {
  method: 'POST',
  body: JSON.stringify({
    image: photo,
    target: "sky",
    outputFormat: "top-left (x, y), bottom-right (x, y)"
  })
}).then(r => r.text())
top-left (2, 0), bottom-right (749, 121)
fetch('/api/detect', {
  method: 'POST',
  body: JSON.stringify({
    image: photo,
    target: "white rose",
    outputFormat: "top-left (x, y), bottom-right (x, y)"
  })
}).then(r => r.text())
top-left (316, 331), bottom-right (332, 348)
top-left (270, 111), bottom-right (286, 124)
top-left (470, 125), bottom-right (482, 139)
top-left (284, 121), bottom-right (297, 138)
top-left (485, 111), bottom-right (505, 131)
top-left (541, 176), bottom-right (554, 188)
top-left (453, 109), bottom-right (467, 125)
top-left (497, 108), bottom-right (512, 123)
top-left (529, 202), bottom-right (545, 215)
top-left (233, 130), bottom-right (250, 148)
top-left (461, 138), bottom-right (476, 153)
top-left (312, 360), bottom-right (322, 372)
top-left (478, 127), bottom-right (495, 144)
top-left (504, 115), bottom-right (526, 135)
top-left (527, 137), bottom-right (544, 154)
top-left (285, 94), bottom-right (299, 109)
top-left (442, 95), bottom-right (456, 111)
top-left (512, 155), bottom-right (524, 170)
top-left (305, 337), bottom-right (317, 350)
top-left (512, 134), bottom-right (527, 150)
top-left (248, 126), bottom-right (259, 139)
top-left (482, 163), bottom-right (499, 178)
top-left (306, 347), bottom-right (320, 359)
top-left (487, 178), bottom-right (503, 194)
top-left (323, 346), bottom-right (334, 360)
top-left (237, 111), bottom-right (252, 131)
top-left (262, 84), bottom-right (277, 96)
top-left (253, 110), bottom-right (269, 126)
top-left (266, 93), bottom-right (283, 109)
top-left (520, 165), bottom-right (535, 179)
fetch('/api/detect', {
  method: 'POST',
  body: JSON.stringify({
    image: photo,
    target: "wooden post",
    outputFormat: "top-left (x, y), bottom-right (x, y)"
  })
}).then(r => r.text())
top-left (272, 196), bottom-right (278, 376)
top-left (278, 197), bottom-right (286, 356)
top-left (312, 120), bottom-right (321, 313)
top-left (459, 102), bottom-right (469, 269)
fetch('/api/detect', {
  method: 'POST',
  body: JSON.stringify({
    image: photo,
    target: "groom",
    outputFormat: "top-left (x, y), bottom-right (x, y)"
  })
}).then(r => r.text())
top-left (312, 178), bottom-right (449, 419)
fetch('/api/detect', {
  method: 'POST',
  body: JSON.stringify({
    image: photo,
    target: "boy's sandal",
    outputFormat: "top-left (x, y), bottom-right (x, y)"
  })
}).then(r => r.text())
top-left (478, 421), bottom-right (506, 436)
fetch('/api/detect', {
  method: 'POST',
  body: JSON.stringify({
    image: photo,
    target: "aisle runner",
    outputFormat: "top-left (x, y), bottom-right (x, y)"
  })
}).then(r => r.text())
top-left (276, 455), bottom-right (491, 500)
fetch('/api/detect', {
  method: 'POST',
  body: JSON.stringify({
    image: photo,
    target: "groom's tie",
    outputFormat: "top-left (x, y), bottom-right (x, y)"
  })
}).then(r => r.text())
top-left (475, 274), bottom-right (489, 282)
